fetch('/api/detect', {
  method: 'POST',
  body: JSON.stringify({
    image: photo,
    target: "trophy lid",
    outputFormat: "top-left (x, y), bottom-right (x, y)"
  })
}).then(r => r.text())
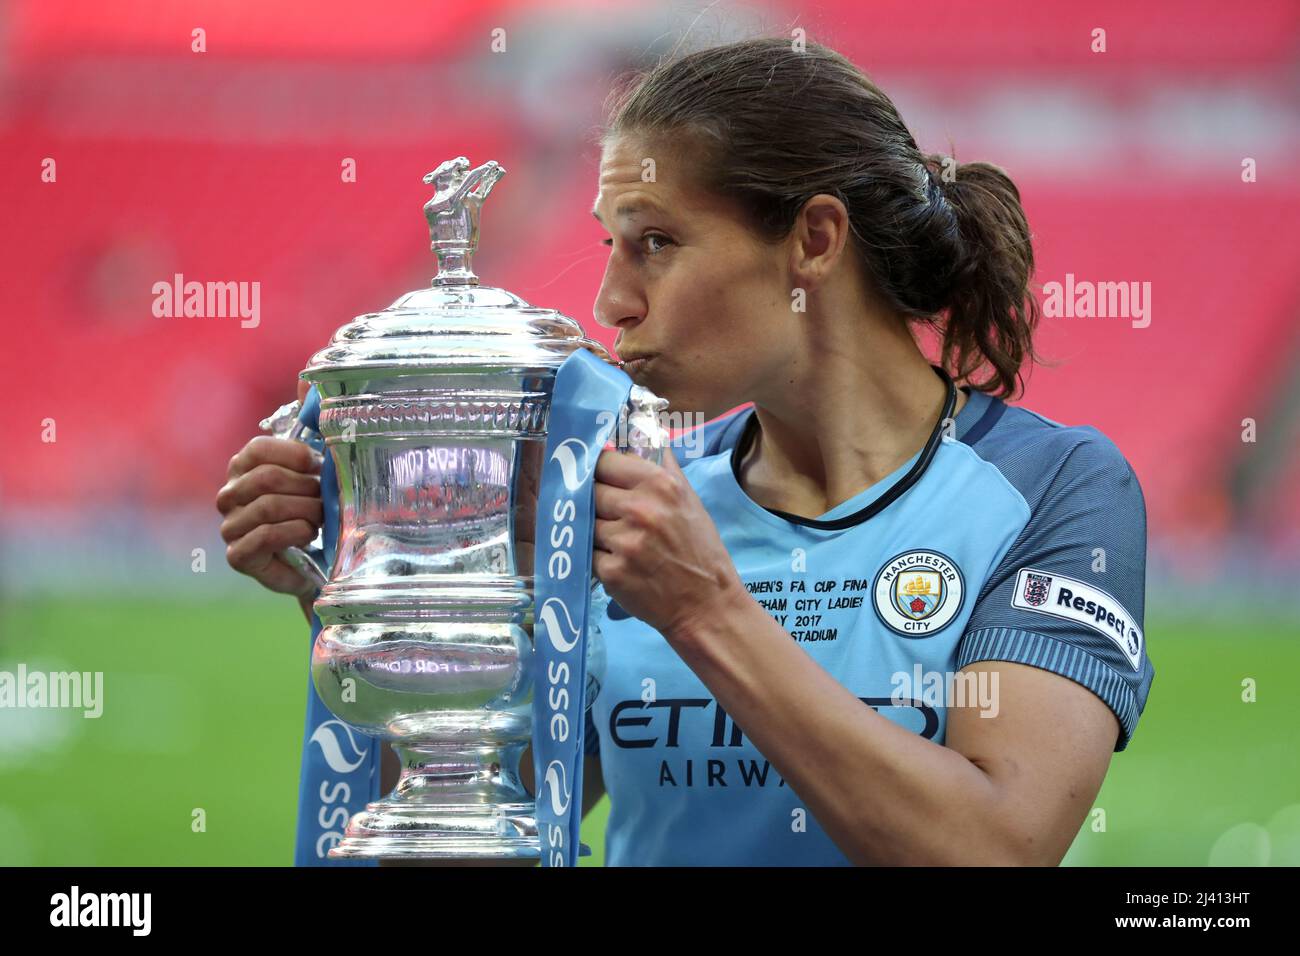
top-left (303, 157), bottom-right (610, 382)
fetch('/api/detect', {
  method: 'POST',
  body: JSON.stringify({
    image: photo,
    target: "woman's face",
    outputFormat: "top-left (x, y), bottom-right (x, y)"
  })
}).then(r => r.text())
top-left (591, 133), bottom-right (796, 422)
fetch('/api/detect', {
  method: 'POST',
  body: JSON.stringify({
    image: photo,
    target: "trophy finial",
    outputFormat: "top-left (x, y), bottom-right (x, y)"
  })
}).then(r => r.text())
top-left (422, 158), bottom-right (506, 287)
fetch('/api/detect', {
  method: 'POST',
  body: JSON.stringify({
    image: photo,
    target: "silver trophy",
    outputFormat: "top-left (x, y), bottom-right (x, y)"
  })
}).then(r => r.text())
top-left (262, 157), bottom-right (668, 860)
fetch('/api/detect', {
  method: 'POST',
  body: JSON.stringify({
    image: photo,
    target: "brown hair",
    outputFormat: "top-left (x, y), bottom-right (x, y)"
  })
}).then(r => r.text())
top-left (600, 36), bottom-right (1042, 400)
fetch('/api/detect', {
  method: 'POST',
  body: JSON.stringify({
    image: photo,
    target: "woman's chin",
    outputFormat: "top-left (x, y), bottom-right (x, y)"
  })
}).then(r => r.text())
top-left (626, 362), bottom-right (663, 392)
top-left (637, 373), bottom-right (679, 406)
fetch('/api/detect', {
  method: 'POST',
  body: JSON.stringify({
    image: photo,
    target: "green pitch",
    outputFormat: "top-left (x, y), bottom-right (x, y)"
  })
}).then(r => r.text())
top-left (0, 596), bottom-right (1295, 866)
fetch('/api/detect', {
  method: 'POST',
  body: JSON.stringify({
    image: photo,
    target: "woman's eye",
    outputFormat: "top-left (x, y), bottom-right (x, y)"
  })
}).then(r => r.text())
top-left (644, 233), bottom-right (673, 254)
top-left (600, 234), bottom-right (673, 254)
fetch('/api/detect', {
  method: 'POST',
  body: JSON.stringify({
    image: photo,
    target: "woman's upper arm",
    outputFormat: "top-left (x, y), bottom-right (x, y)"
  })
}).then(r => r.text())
top-left (944, 660), bottom-right (1119, 865)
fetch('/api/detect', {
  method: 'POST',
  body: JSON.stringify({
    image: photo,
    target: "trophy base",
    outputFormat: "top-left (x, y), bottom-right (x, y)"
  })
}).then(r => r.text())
top-left (327, 799), bottom-right (540, 860)
top-left (318, 729), bottom-right (592, 863)
top-left (329, 838), bottom-right (541, 861)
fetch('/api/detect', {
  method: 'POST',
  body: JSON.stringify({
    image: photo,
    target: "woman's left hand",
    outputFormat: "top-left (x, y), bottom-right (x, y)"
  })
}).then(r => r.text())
top-left (592, 446), bottom-right (745, 640)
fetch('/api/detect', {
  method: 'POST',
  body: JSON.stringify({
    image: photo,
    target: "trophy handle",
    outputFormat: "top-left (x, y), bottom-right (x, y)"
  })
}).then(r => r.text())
top-left (611, 384), bottom-right (671, 466)
top-left (588, 384), bottom-right (671, 603)
top-left (258, 400), bottom-right (330, 590)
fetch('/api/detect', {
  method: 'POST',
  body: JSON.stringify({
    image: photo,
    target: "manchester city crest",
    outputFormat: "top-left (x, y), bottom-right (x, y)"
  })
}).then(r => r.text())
top-left (895, 569), bottom-right (943, 619)
top-left (872, 549), bottom-right (965, 638)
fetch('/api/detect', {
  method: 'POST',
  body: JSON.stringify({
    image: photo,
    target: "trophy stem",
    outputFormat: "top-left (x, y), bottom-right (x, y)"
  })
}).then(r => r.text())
top-left (432, 250), bottom-right (477, 286)
top-left (328, 740), bottom-right (539, 861)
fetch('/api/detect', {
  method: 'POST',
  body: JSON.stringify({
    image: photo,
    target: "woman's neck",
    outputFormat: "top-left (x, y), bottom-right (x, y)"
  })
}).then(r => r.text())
top-left (736, 325), bottom-right (967, 521)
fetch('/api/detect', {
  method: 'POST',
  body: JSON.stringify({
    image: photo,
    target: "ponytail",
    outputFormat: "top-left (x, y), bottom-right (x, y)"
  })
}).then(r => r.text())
top-left (923, 155), bottom-right (1042, 399)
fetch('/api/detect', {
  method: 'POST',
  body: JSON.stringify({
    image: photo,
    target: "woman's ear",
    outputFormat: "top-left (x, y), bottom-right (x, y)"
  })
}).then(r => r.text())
top-left (792, 193), bottom-right (852, 286)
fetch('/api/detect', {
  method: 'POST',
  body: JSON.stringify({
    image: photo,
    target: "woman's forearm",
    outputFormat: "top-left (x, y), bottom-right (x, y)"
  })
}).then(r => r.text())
top-left (664, 586), bottom-right (1033, 865)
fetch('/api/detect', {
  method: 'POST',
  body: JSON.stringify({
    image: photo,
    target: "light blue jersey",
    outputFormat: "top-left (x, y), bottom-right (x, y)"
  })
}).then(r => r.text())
top-left (585, 372), bottom-right (1153, 866)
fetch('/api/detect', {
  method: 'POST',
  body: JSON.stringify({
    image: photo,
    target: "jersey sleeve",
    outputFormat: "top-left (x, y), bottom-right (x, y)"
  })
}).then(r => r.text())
top-left (956, 433), bottom-right (1153, 751)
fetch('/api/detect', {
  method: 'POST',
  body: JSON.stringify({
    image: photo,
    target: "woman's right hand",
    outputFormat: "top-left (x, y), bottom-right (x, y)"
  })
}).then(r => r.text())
top-left (216, 379), bottom-right (324, 598)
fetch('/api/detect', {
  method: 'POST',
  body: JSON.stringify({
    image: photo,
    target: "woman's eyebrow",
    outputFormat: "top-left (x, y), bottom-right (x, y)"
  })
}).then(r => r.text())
top-left (591, 198), bottom-right (668, 224)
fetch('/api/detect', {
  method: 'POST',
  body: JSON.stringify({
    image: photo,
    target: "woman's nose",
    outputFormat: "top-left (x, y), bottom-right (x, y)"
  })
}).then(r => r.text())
top-left (593, 261), bottom-right (645, 331)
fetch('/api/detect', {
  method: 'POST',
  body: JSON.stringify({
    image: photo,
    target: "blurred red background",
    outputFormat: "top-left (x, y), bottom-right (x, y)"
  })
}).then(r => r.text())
top-left (1, 0), bottom-right (1297, 582)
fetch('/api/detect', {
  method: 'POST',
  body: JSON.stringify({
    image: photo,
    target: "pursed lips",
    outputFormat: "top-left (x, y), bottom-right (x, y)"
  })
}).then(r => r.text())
top-left (617, 353), bottom-right (657, 370)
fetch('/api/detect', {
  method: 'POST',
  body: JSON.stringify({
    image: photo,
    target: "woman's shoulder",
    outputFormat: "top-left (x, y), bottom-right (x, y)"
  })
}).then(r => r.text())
top-left (669, 406), bottom-right (752, 466)
top-left (960, 394), bottom-right (1145, 519)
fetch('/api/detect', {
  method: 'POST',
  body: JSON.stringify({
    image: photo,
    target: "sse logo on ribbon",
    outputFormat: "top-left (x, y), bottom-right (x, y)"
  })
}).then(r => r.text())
top-left (533, 349), bottom-right (633, 866)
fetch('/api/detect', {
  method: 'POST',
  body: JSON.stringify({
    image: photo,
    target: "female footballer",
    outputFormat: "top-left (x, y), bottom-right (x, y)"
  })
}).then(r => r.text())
top-left (218, 37), bottom-right (1152, 866)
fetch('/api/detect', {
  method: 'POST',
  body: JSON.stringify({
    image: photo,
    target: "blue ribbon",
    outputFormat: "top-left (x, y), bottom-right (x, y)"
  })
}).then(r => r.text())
top-left (291, 349), bottom-right (631, 865)
top-left (532, 349), bottom-right (632, 866)
top-left (292, 386), bottom-right (383, 867)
